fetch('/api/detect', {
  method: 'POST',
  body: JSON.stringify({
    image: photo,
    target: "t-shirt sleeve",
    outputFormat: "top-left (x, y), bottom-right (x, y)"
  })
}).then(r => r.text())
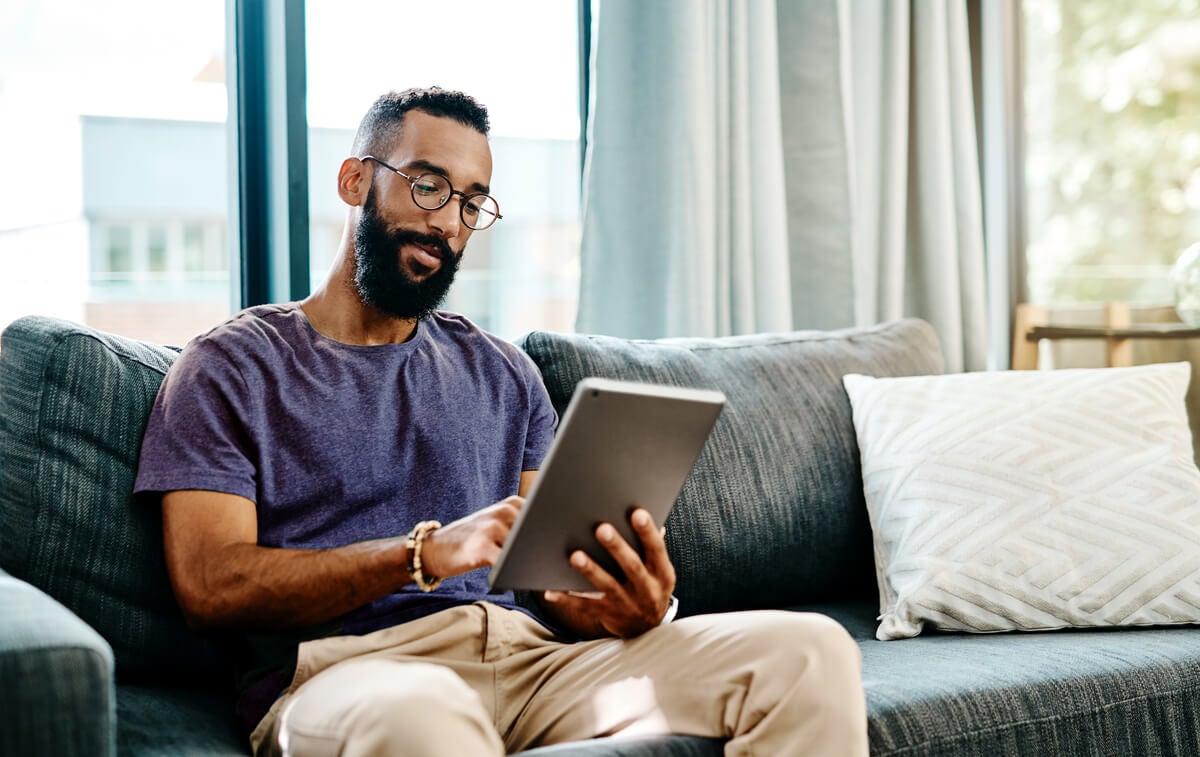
top-left (134, 338), bottom-right (259, 502)
top-left (520, 355), bottom-right (557, 472)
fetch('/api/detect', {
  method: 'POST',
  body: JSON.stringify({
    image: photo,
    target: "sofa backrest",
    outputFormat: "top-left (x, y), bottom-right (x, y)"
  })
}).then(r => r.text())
top-left (518, 319), bottom-right (945, 614)
top-left (0, 314), bottom-right (945, 669)
top-left (0, 316), bottom-right (227, 681)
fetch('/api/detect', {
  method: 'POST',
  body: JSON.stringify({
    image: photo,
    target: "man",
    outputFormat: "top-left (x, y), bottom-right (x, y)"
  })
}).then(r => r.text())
top-left (135, 87), bottom-right (867, 756)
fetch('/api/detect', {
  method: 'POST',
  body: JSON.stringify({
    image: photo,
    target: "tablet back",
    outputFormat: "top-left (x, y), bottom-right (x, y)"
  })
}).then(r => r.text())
top-left (488, 377), bottom-right (725, 591)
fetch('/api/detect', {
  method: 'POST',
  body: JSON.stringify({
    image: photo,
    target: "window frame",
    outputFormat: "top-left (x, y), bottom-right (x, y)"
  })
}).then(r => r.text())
top-left (227, 0), bottom-right (311, 310)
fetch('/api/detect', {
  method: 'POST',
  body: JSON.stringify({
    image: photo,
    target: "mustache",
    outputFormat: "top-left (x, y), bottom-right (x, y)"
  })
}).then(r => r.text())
top-left (388, 227), bottom-right (458, 264)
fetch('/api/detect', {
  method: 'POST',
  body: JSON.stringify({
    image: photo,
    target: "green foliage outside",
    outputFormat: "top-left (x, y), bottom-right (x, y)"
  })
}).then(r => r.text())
top-left (1025, 0), bottom-right (1200, 306)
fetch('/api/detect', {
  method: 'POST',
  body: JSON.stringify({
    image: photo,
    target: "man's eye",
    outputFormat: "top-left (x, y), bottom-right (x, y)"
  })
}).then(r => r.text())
top-left (414, 182), bottom-right (441, 196)
top-left (463, 202), bottom-right (482, 217)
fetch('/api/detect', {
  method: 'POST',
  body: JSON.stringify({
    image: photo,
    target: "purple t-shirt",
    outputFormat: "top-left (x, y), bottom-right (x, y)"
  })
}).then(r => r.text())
top-left (134, 303), bottom-right (557, 726)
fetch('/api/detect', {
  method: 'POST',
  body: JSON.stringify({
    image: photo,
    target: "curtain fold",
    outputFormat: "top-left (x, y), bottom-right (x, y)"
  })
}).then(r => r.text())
top-left (576, 0), bottom-right (793, 339)
top-left (579, 0), bottom-right (990, 371)
top-left (903, 0), bottom-right (988, 371)
top-left (774, 0), bottom-right (856, 332)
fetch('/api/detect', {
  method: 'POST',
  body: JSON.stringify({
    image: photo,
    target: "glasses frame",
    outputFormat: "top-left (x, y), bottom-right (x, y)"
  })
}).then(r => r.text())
top-left (361, 155), bottom-right (503, 231)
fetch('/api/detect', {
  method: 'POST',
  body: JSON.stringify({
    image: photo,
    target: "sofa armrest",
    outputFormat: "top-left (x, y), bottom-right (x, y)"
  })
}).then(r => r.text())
top-left (0, 569), bottom-right (116, 757)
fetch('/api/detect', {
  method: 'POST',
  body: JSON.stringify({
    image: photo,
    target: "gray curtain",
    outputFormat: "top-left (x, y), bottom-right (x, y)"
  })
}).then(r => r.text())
top-left (840, 0), bottom-right (988, 372)
top-left (576, 0), bottom-right (793, 339)
top-left (578, 0), bottom-right (988, 372)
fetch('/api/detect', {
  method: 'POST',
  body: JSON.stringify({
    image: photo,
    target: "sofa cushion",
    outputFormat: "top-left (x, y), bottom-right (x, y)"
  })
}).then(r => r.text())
top-left (117, 684), bottom-right (244, 756)
top-left (0, 316), bottom-right (226, 680)
top-left (518, 319), bottom-right (944, 614)
top-left (804, 599), bottom-right (1200, 756)
top-left (0, 568), bottom-right (116, 757)
top-left (843, 363), bottom-right (1200, 641)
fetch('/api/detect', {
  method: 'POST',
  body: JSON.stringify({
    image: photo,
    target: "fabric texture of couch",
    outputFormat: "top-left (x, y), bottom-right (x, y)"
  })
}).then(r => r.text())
top-left (2, 314), bottom-right (1199, 756)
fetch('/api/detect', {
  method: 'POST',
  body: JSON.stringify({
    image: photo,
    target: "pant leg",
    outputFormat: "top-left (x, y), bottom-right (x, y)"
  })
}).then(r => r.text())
top-left (497, 609), bottom-right (868, 757)
top-left (270, 658), bottom-right (504, 757)
top-left (249, 604), bottom-right (505, 757)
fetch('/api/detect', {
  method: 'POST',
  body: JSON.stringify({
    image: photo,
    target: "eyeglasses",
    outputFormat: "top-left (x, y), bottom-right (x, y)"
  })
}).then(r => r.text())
top-left (361, 156), bottom-right (503, 231)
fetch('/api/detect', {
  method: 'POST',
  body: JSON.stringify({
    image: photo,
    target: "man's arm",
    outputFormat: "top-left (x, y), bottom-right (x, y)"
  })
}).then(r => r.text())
top-left (162, 489), bottom-right (523, 632)
top-left (514, 474), bottom-right (677, 640)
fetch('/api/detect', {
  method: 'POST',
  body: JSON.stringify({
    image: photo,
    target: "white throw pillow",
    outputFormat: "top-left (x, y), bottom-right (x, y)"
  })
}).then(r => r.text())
top-left (843, 363), bottom-right (1200, 641)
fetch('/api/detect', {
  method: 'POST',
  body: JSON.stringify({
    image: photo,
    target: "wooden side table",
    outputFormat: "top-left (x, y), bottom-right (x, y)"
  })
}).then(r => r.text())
top-left (1012, 302), bottom-right (1200, 370)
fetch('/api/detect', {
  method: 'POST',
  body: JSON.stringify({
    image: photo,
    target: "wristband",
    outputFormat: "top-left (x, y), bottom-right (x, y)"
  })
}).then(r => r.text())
top-left (406, 520), bottom-right (443, 592)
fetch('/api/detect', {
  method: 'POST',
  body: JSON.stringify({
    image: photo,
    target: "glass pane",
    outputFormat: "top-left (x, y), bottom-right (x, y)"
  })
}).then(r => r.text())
top-left (183, 223), bottom-right (207, 271)
top-left (147, 226), bottom-right (170, 274)
top-left (0, 1), bottom-right (232, 346)
top-left (106, 225), bottom-right (135, 274)
top-left (305, 0), bottom-right (581, 339)
top-left (1024, 0), bottom-right (1200, 306)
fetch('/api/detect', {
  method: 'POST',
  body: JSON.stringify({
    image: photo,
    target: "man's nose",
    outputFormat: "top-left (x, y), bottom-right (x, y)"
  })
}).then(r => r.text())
top-left (427, 197), bottom-right (462, 240)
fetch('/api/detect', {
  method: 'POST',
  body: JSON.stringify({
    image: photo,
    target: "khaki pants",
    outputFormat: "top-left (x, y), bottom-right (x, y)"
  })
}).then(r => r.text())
top-left (250, 602), bottom-right (866, 757)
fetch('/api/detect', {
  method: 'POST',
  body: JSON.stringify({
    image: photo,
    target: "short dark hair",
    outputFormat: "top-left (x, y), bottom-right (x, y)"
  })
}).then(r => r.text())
top-left (351, 87), bottom-right (490, 157)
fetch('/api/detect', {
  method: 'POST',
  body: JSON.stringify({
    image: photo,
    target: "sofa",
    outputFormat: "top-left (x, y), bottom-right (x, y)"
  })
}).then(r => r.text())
top-left (2, 313), bottom-right (1199, 756)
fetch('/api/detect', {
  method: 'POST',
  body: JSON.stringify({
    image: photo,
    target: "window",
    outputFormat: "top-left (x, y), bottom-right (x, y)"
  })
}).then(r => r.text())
top-left (1023, 0), bottom-right (1200, 306)
top-left (1, 1), bottom-right (584, 347)
top-left (182, 223), bottom-right (208, 272)
top-left (0, 1), bottom-right (231, 345)
top-left (105, 225), bottom-right (135, 275)
top-left (304, 0), bottom-right (582, 339)
top-left (147, 226), bottom-right (170, 274)
top-left (92, 220), bottom-right (227, 281)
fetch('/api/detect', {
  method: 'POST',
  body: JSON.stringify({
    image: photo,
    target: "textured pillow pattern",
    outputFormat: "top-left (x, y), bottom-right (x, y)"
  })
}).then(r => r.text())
top-left (0, 316), bottom-right (227, 679)
top-left (844, 362), bottom-right (1200, 641)
top-left (519, 319), bottom-right (944, 614)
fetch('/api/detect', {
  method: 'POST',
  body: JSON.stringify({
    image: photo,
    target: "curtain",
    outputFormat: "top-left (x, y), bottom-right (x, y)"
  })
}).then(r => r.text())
top-left (578, 0), bottom-right (988, 372)
top-left (839, 0), bottom-right (988, 372)
top-left (575, 0), bottom-right (793, 339)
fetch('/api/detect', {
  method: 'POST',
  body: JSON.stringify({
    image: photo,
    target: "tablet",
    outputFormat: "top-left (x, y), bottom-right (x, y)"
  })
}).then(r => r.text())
top-left (487, 377), bottom-right (726, 592)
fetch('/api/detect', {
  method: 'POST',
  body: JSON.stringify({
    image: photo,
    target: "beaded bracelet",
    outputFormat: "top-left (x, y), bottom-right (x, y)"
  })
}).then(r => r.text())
top-left (406, 520), bottom-right (443, 592)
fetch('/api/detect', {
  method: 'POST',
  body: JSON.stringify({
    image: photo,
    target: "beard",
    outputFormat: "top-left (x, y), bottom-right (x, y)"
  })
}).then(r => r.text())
top-left (352, 189), bottom-right (463, 321)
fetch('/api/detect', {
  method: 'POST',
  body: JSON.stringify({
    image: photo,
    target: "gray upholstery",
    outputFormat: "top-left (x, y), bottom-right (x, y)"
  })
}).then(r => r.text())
top-left (0, 316), bottom-right (227, 682)
top-left (116, 685), bottom-right (245, 756)
top-left (518, 320), bottom-right (945, 614)
top-left (0, 568), bottom-right (116, 757)
top-left (810, 600), bottom-right (1200, 756)
top-left (4, 313), bottom-right (1199, 757)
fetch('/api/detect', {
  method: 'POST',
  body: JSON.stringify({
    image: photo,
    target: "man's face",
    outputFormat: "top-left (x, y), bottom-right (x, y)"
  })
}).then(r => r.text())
top-left (353, 186), bottom-right (462, 320)
top-left (352, 111), bottom-right (493, 320)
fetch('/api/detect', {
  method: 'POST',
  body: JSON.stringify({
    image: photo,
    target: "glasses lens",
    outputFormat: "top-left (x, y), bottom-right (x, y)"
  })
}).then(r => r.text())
top-left (410, 174), bottom-right (451, 210)
top-left (462, 194), bottom-right (500, 230)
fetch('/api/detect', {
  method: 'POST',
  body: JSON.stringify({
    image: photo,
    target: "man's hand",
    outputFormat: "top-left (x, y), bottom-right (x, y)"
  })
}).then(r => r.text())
top-left (418, 496), bottom-right (524, 579)
top-left (541, 507), bottom-right (677, 639)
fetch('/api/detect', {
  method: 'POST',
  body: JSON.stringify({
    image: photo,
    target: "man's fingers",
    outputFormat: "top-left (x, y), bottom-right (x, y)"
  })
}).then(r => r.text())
top-left (595, 522), bottom-right (652, 587)
top-left (568, 548), bottom-right (626, 596)
top-left (542, 590), bottom-right (597, 617)
top-left (492, 497), bottom-right (524, 526)
top-left (476, 540), bottom-right (503, 570)
top-left (629, 508), bottom-right (660, 542)
top-left (544, 589), bottom-right (604, 603)
top-left (504, 495), bottom-right (525, 509)
top-left (629, 509), bottom-right (674, 584)
top-left (566, 590), bottom-right (606, 600)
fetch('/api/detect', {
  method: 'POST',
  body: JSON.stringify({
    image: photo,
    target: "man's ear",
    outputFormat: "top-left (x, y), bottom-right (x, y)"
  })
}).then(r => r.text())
top-left (337, 157), bottom-right (370, 206)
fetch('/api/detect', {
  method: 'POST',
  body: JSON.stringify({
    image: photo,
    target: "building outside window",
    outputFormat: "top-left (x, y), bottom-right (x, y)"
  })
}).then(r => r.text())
top-left (0, 2), bottom-right (230, 345)
top-left (0, 0), bottom-right (580, 346)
